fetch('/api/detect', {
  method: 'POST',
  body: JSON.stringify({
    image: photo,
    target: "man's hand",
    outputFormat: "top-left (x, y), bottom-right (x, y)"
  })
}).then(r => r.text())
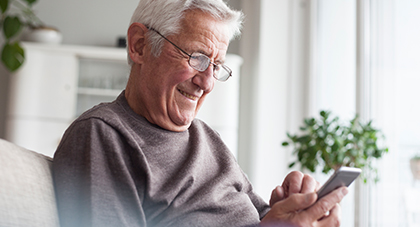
top-left (269, 171), bottom-right (320, 206)
top-left (261, 187), bottom-right (348, 227)
top-left (262, 171), bottom-right (348, 227)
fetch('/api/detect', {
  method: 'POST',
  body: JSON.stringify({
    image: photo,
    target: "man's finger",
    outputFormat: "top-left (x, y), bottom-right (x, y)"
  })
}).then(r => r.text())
top-left (282, 171), bottom-right (304, 197)
top-left (269, 186), bottom-right (285, 207)
top-left (318, 203), bottom-right (342, 227)
top-left (273, 192), bottom-right (317, 213)
top-left (305, 187), bottom-right (348, 221)
top-left (301, 174), bottom-right (318, 193)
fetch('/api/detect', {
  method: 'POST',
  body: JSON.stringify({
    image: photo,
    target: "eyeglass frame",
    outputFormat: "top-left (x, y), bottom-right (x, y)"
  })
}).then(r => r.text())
top-left (146, 26), bottom-right (232, 82)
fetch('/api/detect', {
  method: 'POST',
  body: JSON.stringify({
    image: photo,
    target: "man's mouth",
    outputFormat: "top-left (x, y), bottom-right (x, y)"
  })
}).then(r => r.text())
top-left (178, 89), bottom-right (198, 101)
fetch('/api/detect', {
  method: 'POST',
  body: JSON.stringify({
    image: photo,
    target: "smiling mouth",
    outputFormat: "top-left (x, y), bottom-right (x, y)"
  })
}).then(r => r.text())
top-left (178, 89), bottom-right (199, 101)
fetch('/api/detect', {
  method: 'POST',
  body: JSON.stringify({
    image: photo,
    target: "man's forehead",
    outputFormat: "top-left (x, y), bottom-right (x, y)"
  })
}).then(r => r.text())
top-left (180, 11), bottom-right (229, 44)
top-left (181, 10), bottom-right (228, 35)
top-left (168, 10), bottom-right (228, 57)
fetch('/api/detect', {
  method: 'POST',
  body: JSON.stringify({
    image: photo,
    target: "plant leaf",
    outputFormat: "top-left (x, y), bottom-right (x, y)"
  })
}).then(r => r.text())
top-left (0, 0), bottom-right (8, 13)
top-left (288, 162), bottom-right (295, 168)
top-left (23, 0), bottom-right (37, 5)
top-left (3, 16), bottom-right (22, 39)
top-left (1, 42), bottom-right (25, 71)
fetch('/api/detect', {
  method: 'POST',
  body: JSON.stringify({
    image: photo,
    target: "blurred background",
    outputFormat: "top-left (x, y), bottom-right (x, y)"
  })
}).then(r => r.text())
top-left (0, 0), bottom-right (419, 226)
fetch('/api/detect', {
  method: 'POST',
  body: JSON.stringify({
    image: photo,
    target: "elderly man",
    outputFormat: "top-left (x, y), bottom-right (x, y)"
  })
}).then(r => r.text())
top-left (53, 0), bottom-right (348, 226)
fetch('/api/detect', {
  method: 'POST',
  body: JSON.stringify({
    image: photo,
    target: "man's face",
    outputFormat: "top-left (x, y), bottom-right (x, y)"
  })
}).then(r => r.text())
top-left (127, 10), bottom-right (230, 132)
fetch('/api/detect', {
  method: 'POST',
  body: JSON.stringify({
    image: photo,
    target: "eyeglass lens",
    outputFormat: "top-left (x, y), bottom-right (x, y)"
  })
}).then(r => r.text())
top-left (189, 53), bottom-right (231, 81)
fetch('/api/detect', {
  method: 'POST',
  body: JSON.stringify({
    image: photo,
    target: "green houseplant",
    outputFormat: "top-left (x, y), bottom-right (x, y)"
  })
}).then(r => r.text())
top-left (282, 110), bottom-right (388, 183)
top-left (1, 0), bottom-right (43, 71)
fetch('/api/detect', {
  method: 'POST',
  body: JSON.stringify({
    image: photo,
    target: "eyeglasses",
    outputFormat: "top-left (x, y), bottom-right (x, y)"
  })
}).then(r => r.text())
top-left (147, 27), bottom-right (232, 82)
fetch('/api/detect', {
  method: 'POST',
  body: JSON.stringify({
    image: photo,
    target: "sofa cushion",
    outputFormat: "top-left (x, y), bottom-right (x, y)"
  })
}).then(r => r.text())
top-left (0, 139), bottom-right (59, 227)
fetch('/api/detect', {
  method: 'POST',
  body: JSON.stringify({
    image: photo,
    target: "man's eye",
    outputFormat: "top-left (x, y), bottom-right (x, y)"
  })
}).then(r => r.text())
top-left (213, 64), bottom-right (220, 71)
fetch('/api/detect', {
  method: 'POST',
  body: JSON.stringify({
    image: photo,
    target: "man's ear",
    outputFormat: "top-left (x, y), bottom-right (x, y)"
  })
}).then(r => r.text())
top-left (127, 23), bottom-right (148, 64)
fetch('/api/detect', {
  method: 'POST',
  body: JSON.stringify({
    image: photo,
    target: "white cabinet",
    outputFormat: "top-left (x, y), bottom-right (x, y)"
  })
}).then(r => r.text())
top-left (76, 57), bottom-right (129, 116)
top-left (5, 43), bottom-right (242, 158)
top-left (6, 43), bottom-right (128, 157)
top-left (7, 47), bottom-right (78, 120)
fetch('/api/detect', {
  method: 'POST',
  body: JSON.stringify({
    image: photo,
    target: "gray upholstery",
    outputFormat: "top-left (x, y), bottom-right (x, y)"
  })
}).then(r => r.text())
top-left (0, 139), bottom-right (59, 227)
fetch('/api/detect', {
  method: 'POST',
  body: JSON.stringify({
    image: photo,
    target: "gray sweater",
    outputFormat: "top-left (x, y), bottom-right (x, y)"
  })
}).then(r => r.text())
top-left (53, 91), bottom-right (270, 227)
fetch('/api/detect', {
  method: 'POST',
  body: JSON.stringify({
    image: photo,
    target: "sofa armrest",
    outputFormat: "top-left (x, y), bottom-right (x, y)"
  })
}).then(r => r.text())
top-left (0, 139), bottom-right (59, 227)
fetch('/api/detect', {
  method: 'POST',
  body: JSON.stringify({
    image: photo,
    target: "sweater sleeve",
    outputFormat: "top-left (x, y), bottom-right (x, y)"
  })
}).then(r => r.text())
top-left (53, 117), bottom-right (147, 227)
top-left (248, 189), bottom-right (271, 220)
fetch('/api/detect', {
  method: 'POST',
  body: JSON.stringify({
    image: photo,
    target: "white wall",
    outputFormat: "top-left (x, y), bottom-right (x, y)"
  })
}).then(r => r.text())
top-left (34, 0), bottom-right (241, 51)
top-left (33, 0), bottom-right (140, 47)
top-left (313, 0), bottom-right (357, 119)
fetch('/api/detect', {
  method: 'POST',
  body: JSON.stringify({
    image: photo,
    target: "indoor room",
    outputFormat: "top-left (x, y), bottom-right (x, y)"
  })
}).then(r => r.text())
top-left (0, 0), bottom-right (419, 226)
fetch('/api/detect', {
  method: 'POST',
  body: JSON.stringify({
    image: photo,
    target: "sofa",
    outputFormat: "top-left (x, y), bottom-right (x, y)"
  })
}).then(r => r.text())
top-left (0, 139), bottom-right (59, 227)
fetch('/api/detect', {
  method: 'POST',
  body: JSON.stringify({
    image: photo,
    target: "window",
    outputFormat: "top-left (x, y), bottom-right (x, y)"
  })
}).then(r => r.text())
top-left (314, 0), bottom-right (420, 226)
top-left (237, 1), bottom-right (419, 225)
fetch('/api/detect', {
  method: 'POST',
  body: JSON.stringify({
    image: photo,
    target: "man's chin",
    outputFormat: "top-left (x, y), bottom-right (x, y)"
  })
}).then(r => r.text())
top-left (164, 121), bottom-right (192, 132)
top-left (156, 114), bottom-right (193, 132)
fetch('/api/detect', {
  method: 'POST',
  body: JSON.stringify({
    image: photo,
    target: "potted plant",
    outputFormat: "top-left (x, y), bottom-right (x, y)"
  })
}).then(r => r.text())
top-left (282, 110), bottom-right (388, 183)
top-left (1, 0), bottom-right (44, 71)
top-left (410, 155), bottom-right (420, 180)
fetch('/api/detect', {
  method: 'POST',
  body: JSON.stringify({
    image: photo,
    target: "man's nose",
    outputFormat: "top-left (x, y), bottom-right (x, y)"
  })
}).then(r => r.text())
top-left (192, 65), bottom-right (215, 92)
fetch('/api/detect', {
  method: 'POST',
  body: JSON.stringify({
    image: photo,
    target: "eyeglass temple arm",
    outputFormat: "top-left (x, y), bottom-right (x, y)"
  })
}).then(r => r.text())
top-left (146, 26), bottom-right (192, 57)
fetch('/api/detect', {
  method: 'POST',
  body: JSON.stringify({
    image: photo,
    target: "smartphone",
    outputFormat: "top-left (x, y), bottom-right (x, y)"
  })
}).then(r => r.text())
top-left (316, 166), bottom-right (362, 201)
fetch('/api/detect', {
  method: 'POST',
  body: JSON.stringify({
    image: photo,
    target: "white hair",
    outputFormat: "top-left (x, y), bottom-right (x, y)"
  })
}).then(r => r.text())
top-left (127, 0), bottom-right (244, 66)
